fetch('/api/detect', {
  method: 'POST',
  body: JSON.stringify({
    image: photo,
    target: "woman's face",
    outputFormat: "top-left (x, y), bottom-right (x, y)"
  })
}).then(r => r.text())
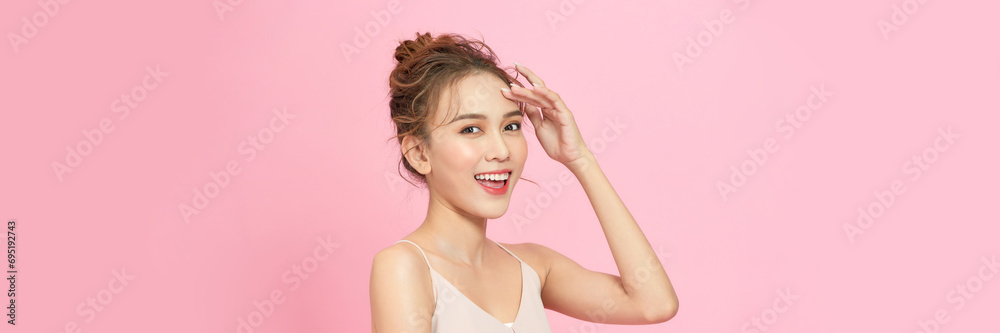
top-left (422, 72), bottom-right (527, 220)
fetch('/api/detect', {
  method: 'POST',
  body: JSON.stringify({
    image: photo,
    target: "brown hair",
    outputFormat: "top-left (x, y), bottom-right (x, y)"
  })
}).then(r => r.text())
top-left (386, 32), bottom-right (533, 188)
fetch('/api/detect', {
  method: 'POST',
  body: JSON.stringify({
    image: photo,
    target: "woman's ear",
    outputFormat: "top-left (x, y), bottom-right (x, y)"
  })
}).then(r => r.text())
top-left (401, 135), bottom-right (431, 175)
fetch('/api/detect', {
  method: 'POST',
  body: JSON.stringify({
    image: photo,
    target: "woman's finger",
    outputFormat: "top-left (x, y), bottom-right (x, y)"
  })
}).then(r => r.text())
top-left (509, 84), bottom-right (555, 110)
top-left (501, 88), bottom-right (543, 127)
top-left (528, 83), bottom-right (560, 104)
top-left (528, 84), bottom-right (569, 116)
top-left (508, 86), bottom-right (554, 124)
top-left (514, 63), bottom-right (546, 88)
top-left (524, 83), bottom-right (573, 124)
top-left (501, 85), bottom-right (543, 109)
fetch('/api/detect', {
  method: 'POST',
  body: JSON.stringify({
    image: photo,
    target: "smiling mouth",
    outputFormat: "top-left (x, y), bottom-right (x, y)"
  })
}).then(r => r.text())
top-left (474, 172), bottom-right (511, 189)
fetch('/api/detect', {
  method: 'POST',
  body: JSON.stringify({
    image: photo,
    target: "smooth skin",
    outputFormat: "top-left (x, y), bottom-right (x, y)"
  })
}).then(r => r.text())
top-left (370, 64), bottom-right (678, 332)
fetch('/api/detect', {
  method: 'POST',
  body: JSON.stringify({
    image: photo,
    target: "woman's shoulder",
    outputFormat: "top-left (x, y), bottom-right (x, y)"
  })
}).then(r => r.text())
top-left (370, 240), bottom-right (435, 331)
top-left (496, 241), bottom-right (551, 260)
top-left (495, 241), bottom-right (565, 286)
top-left (370, 240), bottom-right (435, 301)
top-left (372, 240), bottom-right (431, 273)
top-left (498, 240), bottom-right (571, 259)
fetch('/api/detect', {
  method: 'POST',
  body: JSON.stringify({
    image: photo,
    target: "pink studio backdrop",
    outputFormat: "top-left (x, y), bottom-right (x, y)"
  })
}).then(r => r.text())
top-left (2, 0), bottom-right (998, 332)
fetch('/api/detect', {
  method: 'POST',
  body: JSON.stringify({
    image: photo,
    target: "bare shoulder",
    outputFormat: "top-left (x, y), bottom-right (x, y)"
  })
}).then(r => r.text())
top-left (370, 242), bottom-right (435, 332)
top-left (371, 242), bottom-right (431, 283)
top-left (499, 241), bottom-right (556, 261)
top-left (496, 242), bottom-right (574, 289)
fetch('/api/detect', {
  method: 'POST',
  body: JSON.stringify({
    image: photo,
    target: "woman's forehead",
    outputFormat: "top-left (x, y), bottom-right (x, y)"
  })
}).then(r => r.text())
top-left (432, 74), bottom-right (519, 125)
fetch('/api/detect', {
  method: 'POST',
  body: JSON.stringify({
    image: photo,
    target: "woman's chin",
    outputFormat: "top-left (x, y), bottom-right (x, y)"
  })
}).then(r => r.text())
top-left (480, 204), bottom-right (511, 220)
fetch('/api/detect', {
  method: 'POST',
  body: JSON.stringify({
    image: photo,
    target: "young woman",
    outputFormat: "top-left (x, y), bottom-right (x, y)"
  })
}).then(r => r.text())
top-left (370, 32), bottom-right (678, 332)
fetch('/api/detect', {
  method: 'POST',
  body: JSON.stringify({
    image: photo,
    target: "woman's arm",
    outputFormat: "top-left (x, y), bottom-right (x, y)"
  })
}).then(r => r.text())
top-left (551, 152), bottom-right (679, 323)
top-left (370, 244), bottom-right (434, 332)
top-left (502, 64), bottom-right (678, 324)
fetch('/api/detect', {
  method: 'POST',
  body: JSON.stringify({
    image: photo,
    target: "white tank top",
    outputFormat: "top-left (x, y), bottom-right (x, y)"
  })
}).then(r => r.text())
top-left (394, 239), bottom-right (552, 332)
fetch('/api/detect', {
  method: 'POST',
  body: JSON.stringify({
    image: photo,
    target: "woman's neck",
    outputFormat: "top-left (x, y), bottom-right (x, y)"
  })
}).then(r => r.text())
top-left (415, 194), bottom-right (492, 267)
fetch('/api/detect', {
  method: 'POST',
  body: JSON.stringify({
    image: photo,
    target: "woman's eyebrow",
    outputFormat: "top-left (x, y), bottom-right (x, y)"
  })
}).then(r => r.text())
top-left (503, 110), bottom-right (522, 118)
top-left (447, 112), bottom-right (485, 124)
top-left (448, 110), bottom-right (523, 124)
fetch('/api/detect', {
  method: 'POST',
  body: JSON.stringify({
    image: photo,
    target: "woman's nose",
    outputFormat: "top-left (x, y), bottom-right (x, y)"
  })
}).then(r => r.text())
top-left (485, 132), bottom-right (510, 162)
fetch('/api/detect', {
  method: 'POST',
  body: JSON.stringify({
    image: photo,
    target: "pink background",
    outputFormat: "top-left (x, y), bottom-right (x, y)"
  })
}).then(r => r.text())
top-left (2, 0), bottom-right (998, 332)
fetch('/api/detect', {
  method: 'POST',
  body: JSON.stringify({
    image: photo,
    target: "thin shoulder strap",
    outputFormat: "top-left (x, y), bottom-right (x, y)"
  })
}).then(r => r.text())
top-left (393, 240), bottom-right (437, 303)
top-left (493, 240), bottom-right (525, 263)
top-left (394, 240), bottom-right (433, 270)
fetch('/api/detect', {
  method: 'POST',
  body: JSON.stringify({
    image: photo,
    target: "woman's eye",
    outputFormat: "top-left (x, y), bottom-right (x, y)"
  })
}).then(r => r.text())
top-left (461, 122), bottom-right (520, 134)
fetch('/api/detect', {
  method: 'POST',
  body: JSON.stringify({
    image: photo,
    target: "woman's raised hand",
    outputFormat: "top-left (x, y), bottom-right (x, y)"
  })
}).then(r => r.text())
top-left (501, 64), bottom-right (592, 170)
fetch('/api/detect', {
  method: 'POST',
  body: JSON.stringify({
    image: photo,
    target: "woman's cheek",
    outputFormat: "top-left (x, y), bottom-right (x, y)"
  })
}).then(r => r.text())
top-left (513, 136), bottom-right (528, 160)
top-left (436, 141), bottom-right (481, 173)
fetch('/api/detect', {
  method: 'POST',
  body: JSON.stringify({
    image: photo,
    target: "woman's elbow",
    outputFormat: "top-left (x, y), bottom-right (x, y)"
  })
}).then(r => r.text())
top-left (643, 298), bottom-right (678, 323)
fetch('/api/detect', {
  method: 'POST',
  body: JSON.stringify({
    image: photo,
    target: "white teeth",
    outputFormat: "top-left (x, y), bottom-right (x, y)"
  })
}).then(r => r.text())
top-left (475, 172), bottom-right (510, 181)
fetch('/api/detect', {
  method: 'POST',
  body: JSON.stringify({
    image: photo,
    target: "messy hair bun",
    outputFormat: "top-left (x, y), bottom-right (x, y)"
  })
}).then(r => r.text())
top-left (393, 32), bottom-right (435, 64)
top-left (387, 32), bottom-right (526, 187)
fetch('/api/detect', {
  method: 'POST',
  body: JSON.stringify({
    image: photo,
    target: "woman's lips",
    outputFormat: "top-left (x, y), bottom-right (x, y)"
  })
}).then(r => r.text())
top-left (476, 177), bottom-right (505, 189)
top-left (476, 177), bottom-right (509, 195)
top-left (474, 171), bottom-right (511, 195)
